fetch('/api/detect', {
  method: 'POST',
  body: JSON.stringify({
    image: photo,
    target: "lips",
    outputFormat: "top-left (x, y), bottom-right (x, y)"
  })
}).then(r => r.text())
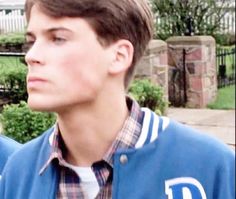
top-left (27, 76), bottom-right (46, 82)
top-left (27, 76), bottom-right (47, 89)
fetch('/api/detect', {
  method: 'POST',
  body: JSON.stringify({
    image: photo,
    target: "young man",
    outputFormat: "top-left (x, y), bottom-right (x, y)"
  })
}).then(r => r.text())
top-left (0, 0), bottom-right (235, 198)
top-left (0, 135), bottom-right (21, 175)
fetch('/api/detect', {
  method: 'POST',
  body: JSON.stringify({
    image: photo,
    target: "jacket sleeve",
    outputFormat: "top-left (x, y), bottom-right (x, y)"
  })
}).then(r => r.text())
top-left (0, 165), bottom-right (6, 198)
top-left (0, 135), bottom-right (21, 174)
top-left (214, 148), bottom-right (235, 199)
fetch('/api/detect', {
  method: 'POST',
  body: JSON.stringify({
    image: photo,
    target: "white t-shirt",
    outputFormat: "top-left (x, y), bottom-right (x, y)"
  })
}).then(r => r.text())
top-left (66, 163), bottom-right (100, 199)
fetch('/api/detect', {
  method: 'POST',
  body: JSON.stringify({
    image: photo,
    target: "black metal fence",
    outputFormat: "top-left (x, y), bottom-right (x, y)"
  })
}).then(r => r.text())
top-left (216, 47), bottom-right (235, 88)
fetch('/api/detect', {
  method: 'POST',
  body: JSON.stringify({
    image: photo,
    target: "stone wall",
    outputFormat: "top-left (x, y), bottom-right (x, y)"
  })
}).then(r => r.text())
top-left (136, 40), bottom-right (169, 100)
top-left (167, 36), bottom-right (217, 108)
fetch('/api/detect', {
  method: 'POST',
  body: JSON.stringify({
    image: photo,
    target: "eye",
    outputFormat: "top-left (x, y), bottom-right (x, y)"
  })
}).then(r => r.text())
top-left (51, 36), bottom-right (66, 44)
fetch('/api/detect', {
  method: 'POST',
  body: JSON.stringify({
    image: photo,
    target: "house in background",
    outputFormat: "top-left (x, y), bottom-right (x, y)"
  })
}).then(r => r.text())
top-left (0, 0), bottom-right (25, 33)
top-left (216, 0), bottom-right (235, 34)
top-left (0, 0), bottom-right (24, 10)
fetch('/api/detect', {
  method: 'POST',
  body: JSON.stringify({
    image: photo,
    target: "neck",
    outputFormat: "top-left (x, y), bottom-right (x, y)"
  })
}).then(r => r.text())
top-left (57, 90), bottom-right (129, 167)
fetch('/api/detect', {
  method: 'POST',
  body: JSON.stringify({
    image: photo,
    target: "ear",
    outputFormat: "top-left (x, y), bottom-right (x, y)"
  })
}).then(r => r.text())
top-left (108, 40), bottom-right (134, 75)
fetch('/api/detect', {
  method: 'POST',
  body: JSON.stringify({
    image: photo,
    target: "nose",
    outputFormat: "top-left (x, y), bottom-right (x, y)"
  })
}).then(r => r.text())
top-left (25, 41), bottom-right (44, 67)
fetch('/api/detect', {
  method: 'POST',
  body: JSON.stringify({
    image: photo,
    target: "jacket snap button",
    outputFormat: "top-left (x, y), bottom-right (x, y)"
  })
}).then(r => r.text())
top-left (120, 154), bottom-right (128, 164)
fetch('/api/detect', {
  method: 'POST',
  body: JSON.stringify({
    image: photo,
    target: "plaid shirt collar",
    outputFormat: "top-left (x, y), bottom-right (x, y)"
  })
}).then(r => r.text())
top-left (40, 97), bottom-right (143, 175)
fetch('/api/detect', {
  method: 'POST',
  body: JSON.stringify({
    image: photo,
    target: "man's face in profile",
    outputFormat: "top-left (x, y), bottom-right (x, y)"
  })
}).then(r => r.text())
top-left (25, 5), bottom-right (114, 113)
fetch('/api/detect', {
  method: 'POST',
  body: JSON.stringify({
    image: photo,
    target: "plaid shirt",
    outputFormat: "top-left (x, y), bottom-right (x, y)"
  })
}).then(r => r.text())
top-left (40, 98), bottom-right (144, 199)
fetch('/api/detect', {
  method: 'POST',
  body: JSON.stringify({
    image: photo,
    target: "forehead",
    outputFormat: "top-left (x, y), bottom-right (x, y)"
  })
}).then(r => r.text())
top-left (27, 5), bottom-right (93, 34)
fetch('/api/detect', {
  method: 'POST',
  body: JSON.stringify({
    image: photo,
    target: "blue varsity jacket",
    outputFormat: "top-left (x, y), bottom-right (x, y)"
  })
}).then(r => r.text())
top-left (0, 135), bottom-right (21, 174)
top-left (0, 108), bottom-right (235, 199)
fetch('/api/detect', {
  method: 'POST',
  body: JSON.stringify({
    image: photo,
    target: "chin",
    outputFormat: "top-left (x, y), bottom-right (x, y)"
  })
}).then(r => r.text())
top-left (27, 97), bottom-right (54, 112)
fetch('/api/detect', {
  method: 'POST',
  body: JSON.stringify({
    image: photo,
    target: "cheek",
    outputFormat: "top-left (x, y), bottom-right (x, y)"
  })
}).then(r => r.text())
top-left (57, 53), bottom-right (82, 78)
top-left (56, 55), bottom-right (92, 91)
top-left (54, 47), bottom-right (108, 93)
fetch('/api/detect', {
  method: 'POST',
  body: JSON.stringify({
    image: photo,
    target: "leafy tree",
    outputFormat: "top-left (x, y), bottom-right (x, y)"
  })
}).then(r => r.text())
top-left (151, 0), bottom-right (230, 40)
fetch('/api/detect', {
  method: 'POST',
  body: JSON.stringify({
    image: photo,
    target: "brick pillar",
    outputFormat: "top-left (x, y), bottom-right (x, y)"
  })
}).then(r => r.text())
top-left (136, 39), bottom-right (168, 100)
top-left (167, 36), bottom-right (217, 108)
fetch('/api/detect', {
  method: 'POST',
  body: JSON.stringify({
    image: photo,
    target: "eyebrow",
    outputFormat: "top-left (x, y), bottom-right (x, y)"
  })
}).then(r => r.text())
top-left (26, 27), bottom-right (73, 38)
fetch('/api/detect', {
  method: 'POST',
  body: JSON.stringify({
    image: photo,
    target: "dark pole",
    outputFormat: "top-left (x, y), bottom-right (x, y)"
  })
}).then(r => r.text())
top-left (185, 14), bottom-right (194, 36)
top-left (183, 49), bottom-right (187, 106)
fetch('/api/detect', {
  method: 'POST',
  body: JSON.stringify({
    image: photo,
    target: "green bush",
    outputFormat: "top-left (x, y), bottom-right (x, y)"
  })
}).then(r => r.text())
top-left (0, 56), bottom-right (27, 102)
top-left (129, 79), bottom-right (168, 115)
top-left (0, 101), bottom-right (56, 143)
top-left (0, 32), bottom-right (25, 45)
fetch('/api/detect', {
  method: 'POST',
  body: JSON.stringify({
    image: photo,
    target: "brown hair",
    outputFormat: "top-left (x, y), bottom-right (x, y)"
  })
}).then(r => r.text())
top-left (25, 0), bottom-right (153, 88)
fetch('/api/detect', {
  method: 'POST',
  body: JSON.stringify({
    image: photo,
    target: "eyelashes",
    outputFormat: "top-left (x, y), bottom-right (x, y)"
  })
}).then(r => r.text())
top-left (51, 37), bottom-right (67, 44)
top-left (23, 36), bottom-right (67, 53)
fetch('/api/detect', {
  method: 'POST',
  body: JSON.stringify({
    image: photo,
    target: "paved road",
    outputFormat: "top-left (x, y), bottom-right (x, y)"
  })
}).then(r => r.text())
top-left (167, 108), bottom-right (235, 150)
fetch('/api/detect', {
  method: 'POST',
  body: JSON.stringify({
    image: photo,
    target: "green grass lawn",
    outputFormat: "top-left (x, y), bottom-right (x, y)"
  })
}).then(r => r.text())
top-left (208, 85), bottom-right (235, 110)
top-left (0, 55), bottom-right (25, 68)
